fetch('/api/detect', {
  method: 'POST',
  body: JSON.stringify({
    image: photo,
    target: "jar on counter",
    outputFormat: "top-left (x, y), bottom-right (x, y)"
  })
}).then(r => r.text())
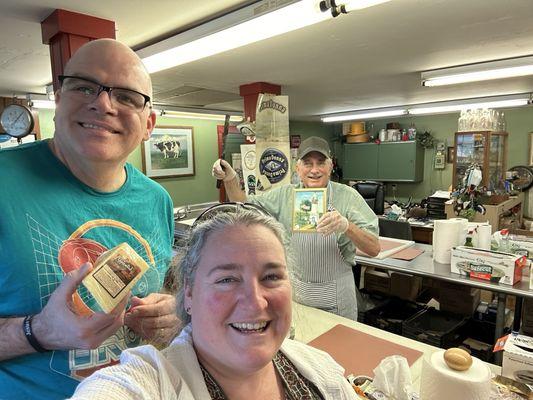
top-left (379, 129), bottom-right (387, 142)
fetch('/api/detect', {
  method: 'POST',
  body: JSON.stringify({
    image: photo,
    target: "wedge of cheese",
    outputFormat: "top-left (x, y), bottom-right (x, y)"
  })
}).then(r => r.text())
top-left (82, 242), bottom-right (149, 313)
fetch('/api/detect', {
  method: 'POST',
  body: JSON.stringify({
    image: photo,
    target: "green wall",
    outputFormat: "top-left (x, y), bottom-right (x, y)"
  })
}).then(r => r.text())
top-left (289, 120), bottom-right (335, 143)
top-left (37, 112), bottom-right (335, 208)
top-left (36, 106), bottom-right (531, 207)
top-left (38, 109), bottom-right (223, 207)
top-left (333, 106), bottom-right (533, 202)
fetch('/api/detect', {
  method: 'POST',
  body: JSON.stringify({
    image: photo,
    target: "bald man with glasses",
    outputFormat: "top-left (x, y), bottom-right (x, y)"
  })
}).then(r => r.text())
top-left (0, 39), bottom-right (176, 399)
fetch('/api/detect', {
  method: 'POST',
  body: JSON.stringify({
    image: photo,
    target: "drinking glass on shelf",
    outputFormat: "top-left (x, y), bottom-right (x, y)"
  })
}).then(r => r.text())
top-left (458, 110), bottom-right (467, 132)
top-left (497, 112), bottom-right (506, 132)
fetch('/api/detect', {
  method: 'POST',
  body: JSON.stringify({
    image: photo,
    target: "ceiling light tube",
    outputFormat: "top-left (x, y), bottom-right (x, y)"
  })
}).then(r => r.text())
top-left (343, 0), bottom-right (391, 11)
top-left (320, 0), bottom-right (390, 17)
top-left (422, 56), bottom-right (533, 86)
top-left (408, 95), bottom-right (530, 115)
top-left (321, 108), bottom-right (407, 122)
top-left (138, 0), bottom-right (330, 73)
top-left (155, 108), bottom-right (242, 121)
top-left (29, 99), bottom-right (56, 109)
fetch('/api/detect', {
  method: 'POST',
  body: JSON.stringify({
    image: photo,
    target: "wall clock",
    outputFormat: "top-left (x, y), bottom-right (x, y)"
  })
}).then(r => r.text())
top-left (0, 104), bottom-right (34, 138)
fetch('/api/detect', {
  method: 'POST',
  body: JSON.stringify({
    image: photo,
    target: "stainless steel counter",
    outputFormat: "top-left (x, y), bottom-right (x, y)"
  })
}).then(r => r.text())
top-left (355, 243), bottom-right (532, 364)
top-left (173, 201), bottom-right (219, 248)
top-left (355, 244), bottom-right (533, 297)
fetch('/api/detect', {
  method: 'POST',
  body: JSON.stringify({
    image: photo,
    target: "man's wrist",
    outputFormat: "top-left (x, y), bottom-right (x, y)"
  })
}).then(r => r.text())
top-left (341, 218), bottom-right (350, 234)
top-left (22, 315), bottom-right (48, 352)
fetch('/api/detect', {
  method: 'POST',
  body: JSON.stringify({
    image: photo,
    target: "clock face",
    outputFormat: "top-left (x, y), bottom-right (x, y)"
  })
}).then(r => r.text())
top-left (509, 166), bottom-right (533, 191)
top-left (0, 104), bottom-right (34, 138)
top-left (243, 150), bottom-right (256, 170)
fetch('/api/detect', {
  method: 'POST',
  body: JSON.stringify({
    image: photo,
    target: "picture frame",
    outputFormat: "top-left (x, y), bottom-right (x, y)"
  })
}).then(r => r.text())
top-left (529, 132), bottom-right (533, 165)
top-left (292, 188), bottom-right (327, 232)
top-left (142, 126), bottom-right (194, 178)
top-left (447, 146), bottom-right (455, 164)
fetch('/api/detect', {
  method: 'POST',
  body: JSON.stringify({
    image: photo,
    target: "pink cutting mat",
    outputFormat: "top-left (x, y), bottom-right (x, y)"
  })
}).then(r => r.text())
top-left (391, 246), bottom-right (425, 260)
top-left (308, 324), bottom-right (423, 377)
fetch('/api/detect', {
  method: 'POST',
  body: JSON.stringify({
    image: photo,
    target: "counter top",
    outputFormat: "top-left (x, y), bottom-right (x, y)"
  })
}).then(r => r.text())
top-left (355, 243), bottom-right (533, 298)
top-left (291, 302), bottom-right (500, 391)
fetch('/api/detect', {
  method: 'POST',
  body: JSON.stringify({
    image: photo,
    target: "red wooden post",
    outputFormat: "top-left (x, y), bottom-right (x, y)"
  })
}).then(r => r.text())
top-left (41, 9), bottom-right (115, 92)
top-left (239, 82), bottom-right (281, 122)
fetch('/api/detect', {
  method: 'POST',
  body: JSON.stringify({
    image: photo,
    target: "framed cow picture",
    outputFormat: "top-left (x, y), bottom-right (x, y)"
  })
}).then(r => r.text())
top-left (141, 126), bottom-right (195, 178)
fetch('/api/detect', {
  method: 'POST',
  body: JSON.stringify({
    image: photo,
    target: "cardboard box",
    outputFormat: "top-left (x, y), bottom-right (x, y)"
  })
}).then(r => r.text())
top-left (522, 298), bottom-right (533, 335)
top-left (440, 286), bottom-right (480, 315)
top-left (462, 337), bottom-right (493, 362)
top-left (390, 272), bottom-right (422, 301)
top-left (364, 268), bottom-right (390, 295)
top-left (480, 289), bottom-right (494, 303)
top-left (502, 334), bottom-right (533, 385)
top-left (439, 280), bottom-right (478, 294)
top-left (451, 246), bottom-right (527, 286)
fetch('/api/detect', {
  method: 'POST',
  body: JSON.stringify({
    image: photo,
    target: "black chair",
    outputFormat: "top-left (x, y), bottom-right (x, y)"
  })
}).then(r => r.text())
top-left (378, 218), bottom-right (413, 240)
top-left (352, 181), bottom-right (385, 215)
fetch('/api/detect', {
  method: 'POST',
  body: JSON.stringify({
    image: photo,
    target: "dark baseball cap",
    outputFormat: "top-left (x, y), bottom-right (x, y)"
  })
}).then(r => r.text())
top-left (298, 136), bottom-right (331, 159)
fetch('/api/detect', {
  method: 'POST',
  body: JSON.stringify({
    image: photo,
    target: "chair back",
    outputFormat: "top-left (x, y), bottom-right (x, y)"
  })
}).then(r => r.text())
top-left (352, 181), bottom-right (385, 215)
top-left (378, 218), bottom-right (413, 240)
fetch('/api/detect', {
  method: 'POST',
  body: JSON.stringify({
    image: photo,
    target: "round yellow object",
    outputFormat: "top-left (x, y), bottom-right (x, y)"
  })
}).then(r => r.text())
top-left (443, 348), bottom-right (473, 371)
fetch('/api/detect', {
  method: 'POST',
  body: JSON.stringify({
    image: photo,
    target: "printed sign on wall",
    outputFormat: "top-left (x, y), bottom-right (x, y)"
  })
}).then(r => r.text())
top-left (254, 94), bottom-right (291, 190)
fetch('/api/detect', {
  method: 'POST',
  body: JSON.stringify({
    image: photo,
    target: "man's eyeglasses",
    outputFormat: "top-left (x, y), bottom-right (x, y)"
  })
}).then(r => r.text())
top-left (192, 202), bottom-right (271, 228)
top-left (58, 75), bottom-right (151, 113)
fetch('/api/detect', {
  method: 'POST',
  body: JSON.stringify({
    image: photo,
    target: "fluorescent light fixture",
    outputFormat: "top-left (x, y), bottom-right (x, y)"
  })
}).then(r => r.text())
top-left (344, 0), bottom-right (391, 11)
top-left (320, 0), bottom-right (391, 17)
top-left (29, 99), bottom-right (56, 109)
top-left (46, 84), bottom-right (55, 101)
top-left (321, 108), bottom-right (407, 122)
top-left (138, 0), bottom-right (330, 73)
top-left (422, 56), bottom-right (533, 86)
top-left (408, 94), bottom-right (530, 115)
top-left (320, 94), bottom-right (530, 120)
top-left (155, 108), bottom-right (242, 122)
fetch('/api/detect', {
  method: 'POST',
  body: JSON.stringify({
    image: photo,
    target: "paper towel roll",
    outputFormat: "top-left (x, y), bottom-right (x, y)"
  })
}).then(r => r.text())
top-left (475, 224), bottom-right (492, 250)
top-left (419, 351), bottom-right (491, 400)
top-left (451, 218), bottom-right (469, 246)
top-left (432, 218), bottom-right (468, 264)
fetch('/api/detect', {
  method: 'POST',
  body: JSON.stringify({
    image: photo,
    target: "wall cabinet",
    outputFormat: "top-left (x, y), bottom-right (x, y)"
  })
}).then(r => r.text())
top-left (343, 141), bottom-right (424, 182)
top-left (453, 131), bottom-right (508, 190)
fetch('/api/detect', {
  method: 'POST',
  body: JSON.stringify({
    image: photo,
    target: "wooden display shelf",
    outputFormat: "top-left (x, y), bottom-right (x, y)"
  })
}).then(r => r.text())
top-left (445, 193), bottom-right (524, 233)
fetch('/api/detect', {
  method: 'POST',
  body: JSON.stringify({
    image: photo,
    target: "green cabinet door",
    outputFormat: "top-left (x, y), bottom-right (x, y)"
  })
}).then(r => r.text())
top-left (378, 141), bottom-right (424, 182)
top-left (343, 143), bottom-right (379, 180)
top-left (343, 141), bottom-right (424, 182)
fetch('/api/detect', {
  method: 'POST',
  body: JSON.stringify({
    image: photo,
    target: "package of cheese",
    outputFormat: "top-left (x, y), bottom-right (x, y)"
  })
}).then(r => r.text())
top-left (82, 242), bottom-right (149, 313)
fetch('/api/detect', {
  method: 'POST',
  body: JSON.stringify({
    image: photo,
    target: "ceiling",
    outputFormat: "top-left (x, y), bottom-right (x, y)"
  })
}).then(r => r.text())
top-left (1, 0), bottom-right (533, 121)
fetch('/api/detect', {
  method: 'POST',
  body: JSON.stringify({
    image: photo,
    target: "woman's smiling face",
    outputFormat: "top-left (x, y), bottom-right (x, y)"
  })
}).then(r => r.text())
top-left (185, 223), bottom-right (292, 377)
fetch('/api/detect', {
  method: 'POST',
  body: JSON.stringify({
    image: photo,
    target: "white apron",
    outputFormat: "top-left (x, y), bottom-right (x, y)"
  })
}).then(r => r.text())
top-left (290, 185), bottom-right (358, 320)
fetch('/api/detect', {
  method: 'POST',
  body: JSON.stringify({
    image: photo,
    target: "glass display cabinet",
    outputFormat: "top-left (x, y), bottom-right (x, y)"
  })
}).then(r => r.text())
top-left (453, 131), bottom-right (508, 190)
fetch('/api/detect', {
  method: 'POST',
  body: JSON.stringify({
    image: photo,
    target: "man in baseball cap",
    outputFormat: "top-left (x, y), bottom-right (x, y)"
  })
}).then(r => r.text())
top-left (297, 136), bottom-right (331, 159)
top-left (212, 136), bottom-right (379, 320)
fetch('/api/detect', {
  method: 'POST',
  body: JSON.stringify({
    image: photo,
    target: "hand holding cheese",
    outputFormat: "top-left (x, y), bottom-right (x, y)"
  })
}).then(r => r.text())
top-left (124, 293), bottom-right (179, 346)
top-left (31, 262), bottom-right (128, 351)
top-left (82, 243), bottom-right (149, 313)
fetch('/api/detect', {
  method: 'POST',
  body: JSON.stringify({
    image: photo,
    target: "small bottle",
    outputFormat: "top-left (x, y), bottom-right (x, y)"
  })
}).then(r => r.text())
top-left (464, 230), bottom-right (474, 247)
top-left (408, 123), bottom-right (417, 140)
top-left (497, 112), bottom-right (507, 132)
top-left (500, 229), bottom-right (510, 252)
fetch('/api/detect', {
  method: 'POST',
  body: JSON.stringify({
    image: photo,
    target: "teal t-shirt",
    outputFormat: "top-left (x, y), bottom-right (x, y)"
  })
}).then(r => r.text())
top-left (0, 140), bottom-right (174, 400)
